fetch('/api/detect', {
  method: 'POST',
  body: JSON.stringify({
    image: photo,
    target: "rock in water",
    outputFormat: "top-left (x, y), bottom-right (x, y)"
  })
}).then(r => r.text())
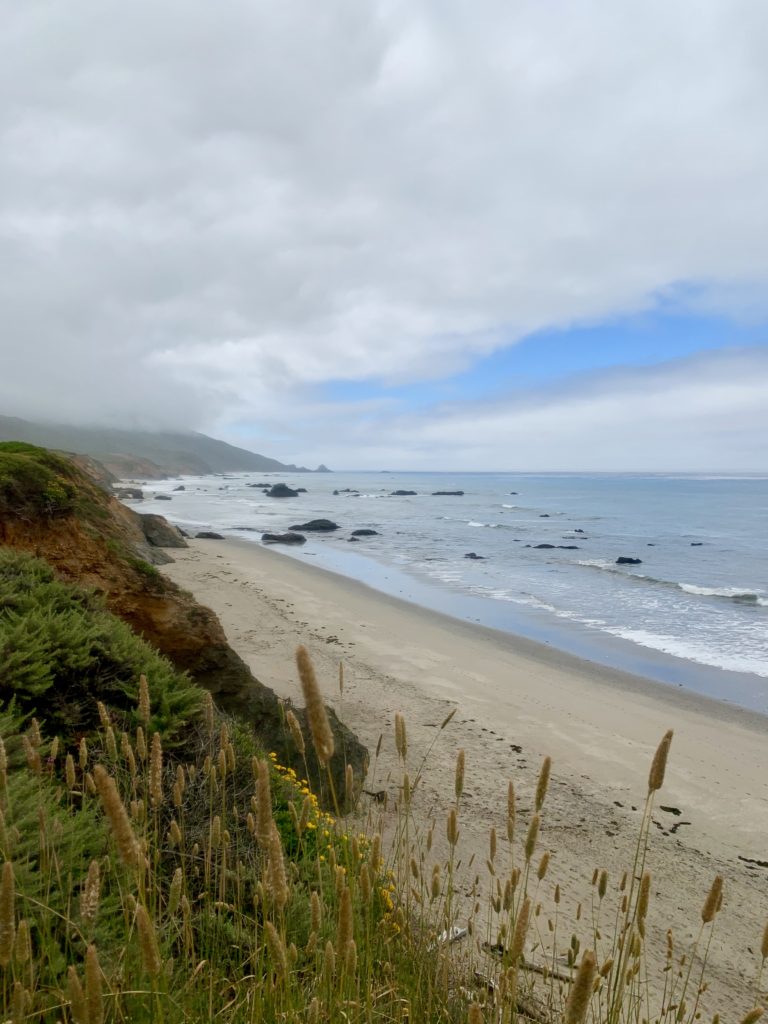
top-left (289, 519), bottom-right (339, 532)
top-left (351, 529), bottom-right (378, 536)
top-left (155, 494), bottom-right (172, 501)
top-left (266, 483), bottom-right (300, 498)
top-left (390, 489), bottom-right (417, 496)
top-left (616, 556), bottom-right (642, 565)
top-left (432, 490), bottom-right (464, 496)
top-left (261, 532), bottom-right (306, 545)
top-left (196, 531), bottom-right (224, 539)
top-left (464, 552), bottom-right (485, 559)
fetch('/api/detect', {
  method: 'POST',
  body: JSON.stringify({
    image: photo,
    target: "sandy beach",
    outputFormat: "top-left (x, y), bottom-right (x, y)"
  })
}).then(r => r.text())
top-left (161, 537), bottom-right (768, 1011)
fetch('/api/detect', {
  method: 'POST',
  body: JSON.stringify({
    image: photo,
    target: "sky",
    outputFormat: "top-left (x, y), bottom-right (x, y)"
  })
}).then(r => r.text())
top-left (1, 1), bottom-right (768, 471)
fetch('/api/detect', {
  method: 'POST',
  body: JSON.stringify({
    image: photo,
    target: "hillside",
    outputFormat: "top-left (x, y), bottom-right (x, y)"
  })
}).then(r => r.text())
top-left (0, 414), bottom-right (329, 478)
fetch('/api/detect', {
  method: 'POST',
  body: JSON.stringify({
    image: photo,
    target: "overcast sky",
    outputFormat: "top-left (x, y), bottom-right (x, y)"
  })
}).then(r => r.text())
top-left (2, 1), bottom-right (767, 470)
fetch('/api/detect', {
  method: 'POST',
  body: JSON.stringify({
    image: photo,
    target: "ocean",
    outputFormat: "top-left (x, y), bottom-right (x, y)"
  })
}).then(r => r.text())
top-left (131, 471), bottom-right (768, 714)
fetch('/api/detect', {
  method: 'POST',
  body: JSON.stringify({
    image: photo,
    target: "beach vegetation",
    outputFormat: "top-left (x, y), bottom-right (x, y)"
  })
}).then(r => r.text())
top-left (0, 555), bottom-right (764, 1021)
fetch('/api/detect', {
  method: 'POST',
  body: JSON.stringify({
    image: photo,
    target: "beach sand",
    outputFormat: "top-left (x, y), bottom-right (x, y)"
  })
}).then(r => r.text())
top-left (161, 537), bottom-right (768, 1011)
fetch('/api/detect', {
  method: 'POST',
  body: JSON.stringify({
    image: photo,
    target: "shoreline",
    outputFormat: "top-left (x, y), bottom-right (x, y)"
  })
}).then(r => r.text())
top-left (160, 537), bottom-right (768, 1012)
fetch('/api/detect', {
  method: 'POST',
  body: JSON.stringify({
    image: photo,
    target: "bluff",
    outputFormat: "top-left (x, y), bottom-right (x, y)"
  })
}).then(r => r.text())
top-left (0, 442), bottom-right (364, 803)
top-left (0, 415), bottom-right (329, 478)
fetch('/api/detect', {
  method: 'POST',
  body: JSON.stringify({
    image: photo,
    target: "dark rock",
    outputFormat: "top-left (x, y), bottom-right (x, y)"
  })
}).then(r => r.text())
top-left (178, 527), bottom-right (190, 538)
top-left (262, 532), bottom-right (306, 545)
top-left (616, 556), bottom-right (642, 565)
top-left (266, 483), bottom-right (300, 498)
top-left (690, 542), bottom-right (703, 546)
top-left (114, 486), bottom-right (144, 500)
top-left (140, 514), bottom-right (188, 549)
top-left (464, 552), bottom-right (485, 559)
top-left (348, 537), bottom-right (359, 542)
top-left (432, 490), bottom-right (464, 496)
top-left (196, 531), bottom-right (224, 540)
top-left (173, 484), bottom-right (185, 491)
top-left (390, 490), bottom-right (417, 496)
top-left (351, 529), bottom-right (378, 536)
top-left (296, 488), bottom-right (308, 493)
top-left (558, 545), bottom-right (580, 550)
top-left (289, 519), bottom-right (339, 532)
top-left (575, 529), bottom-right (585, 533)
top-left (247, 482), bottom-right (273, 488)
top-left (155, 494), bottom-right (172, 501)
top-left (539, 513), bottom-right (550, 517)
top-left (509, 492), bottom-right (518, 495)
top-left (333, 490), bottom-right (339, 495)
top-left (534, 543), bottom-right (556, 549)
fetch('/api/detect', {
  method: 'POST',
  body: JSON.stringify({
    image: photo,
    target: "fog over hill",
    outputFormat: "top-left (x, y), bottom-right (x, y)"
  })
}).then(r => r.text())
top-left (0, 416), bottom-right (328, 479)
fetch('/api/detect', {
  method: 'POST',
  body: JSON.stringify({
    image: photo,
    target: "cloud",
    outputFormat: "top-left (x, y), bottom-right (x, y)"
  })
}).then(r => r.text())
top-left (272, 348), bottom-right (768, 471)
top-left (1, 1), bottom-right (768, 462)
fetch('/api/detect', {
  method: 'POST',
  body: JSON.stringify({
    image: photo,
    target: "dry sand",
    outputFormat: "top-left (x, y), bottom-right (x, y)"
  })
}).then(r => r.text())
top-left (161, 537), bottom-right (768, 1012)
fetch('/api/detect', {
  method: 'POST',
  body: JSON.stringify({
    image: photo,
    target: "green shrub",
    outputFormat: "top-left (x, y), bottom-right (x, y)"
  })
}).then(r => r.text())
top-left (0, 442), bottom-right (78, 518)
top-left (0, 548), bottom-right (201, 745)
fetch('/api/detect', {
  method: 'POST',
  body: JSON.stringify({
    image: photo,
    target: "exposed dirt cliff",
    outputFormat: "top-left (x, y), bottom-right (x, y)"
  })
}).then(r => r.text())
top-left (0, 443), bottom-right (366, 804)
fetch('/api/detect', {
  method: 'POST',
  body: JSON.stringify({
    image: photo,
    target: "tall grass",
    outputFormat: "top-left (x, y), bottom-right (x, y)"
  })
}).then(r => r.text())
top-left (0, 648), bottom-right (765, 1023)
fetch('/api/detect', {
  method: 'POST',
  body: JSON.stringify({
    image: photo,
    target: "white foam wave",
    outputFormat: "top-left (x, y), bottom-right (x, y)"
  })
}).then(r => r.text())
top-left (602, 627), bottom-right (768, 677)
top-left (679, 584), bottom-right (768, 605)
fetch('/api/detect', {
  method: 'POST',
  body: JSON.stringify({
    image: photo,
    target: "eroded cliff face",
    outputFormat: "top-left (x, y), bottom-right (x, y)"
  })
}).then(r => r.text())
top-left (0, 444), bottom-right (367, 806)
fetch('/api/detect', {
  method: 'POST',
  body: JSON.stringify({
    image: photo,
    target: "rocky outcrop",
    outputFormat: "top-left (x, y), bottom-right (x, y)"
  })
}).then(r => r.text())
top-left (432, 490), bottom-right (464, 496)
top-left (266, 483), bottom-right (300, 498)
top-left (289, 519), bottom-right (339, 532)
top-left (351, 529), bottom-right (378, 536)
top-left (616, 556), bottom-right (642, 565)
top-left (115, 486), bottom-right (144, 500)
top-left (390, 490), bottom-right (417, 496)
top-left (464, 552), bottom-right (485, 559)
top-left (262, 532), bottom-right (306, 545)
top-left (141, 514), bottom-right (188, 549)
top-left (196, 531), bottom-right (224, 540)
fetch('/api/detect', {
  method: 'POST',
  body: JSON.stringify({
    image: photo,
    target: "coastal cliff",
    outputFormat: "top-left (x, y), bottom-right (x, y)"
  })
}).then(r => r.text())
top-left (0, 441), bottom-right (365, 800)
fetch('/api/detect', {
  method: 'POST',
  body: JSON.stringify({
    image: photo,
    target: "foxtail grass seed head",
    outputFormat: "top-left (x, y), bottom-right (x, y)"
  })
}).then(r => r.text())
top-left (339, 661), bottom-right (344, 695)
top-left (136, 726), bottom-right (146, 762)
top-left (701, 874), bottom-right (723, 924)
top-left (431, 864), bottom-right (441, 900)
top-left (93, 765), bottom-right (139, 869)
top-left (149, 732), bottom-right (163, 808)
top-left (323, 939), bottom-right (336, 980)
top-left (105, 727), bottom-right (117, 762)
top-left (296, 645), bottom-right (335, 766)
top-left (311, 890), bottom-right (322, 932)
top-left (67, 967), bottom-right (86, 1024)
top-left (0, 739), bottom-right (6, 791)
top-left (65, 753), bottom-right (77, 791)
top-left (29, 718), bottom-right (42, 748)
top-left (85, 944), bottom-right (104, 1024)
top-left (761, 919), bottom-right (768, 960)
top-left (338, 886), bottom-right (353, 950)
top-left (344, 937), bottom-right (357, 976)
top-left (138, 673), bottom-right (151, 724)
top-left (255, 758), bottom-right (273, 848)
top-left (136, 904), bottom-right (162, 976)
top-left (447, 807), bottom-right (459, 847)
top-left (168, 868), bottom-right (183, 916)
top-left (97, 701), bottom-right (110, 731)
top-left (80, 861), bottom-right (101, 927)
top-left (265, 920), bottom-right (288, 980)
top-left (489, 827), bottom-right (497, 863)
top-left (468, 1003), bottom-right (484, 1024)
top-left (13, 919), bottom-right (31, 966)
top-left (345, 763), bottom-right (354, 802)
top-left (537, 851), bottom-right (550, 881)
top-left (286, 709), bottom-right (305, 756)
top-left (525, 814), bottom-right (540, 863)
top-left (740, 1011), bottom-right (764, 1024)
top-left (455, 749), bottom-right (466, 800)
top-left (268, 823), bottom-right (289, 912)
top-left (395, 712), bottom-right (407, 761)
top-left (509, 897), bottom-right (531, 963)
top-left (535, 756), bottom-right (551, 812)
top-left (441, 706), bottom-right (457, 730)
top-left (598, 869), bottom-right (608, 900)
top-left (0, 861), bottom-right (16, 967)
top-left (507, 781), bottom-right (516, 844)
top-left (648, 729), bottom-right (673, 792)
top-left (564, 949), bottom-right (597, 1024)
top-left (638, 872), bottom-right (651, 935)
top-left (22, 736), bottom-right (41, 775)
top-left (402, 771), bottom-right (411, 804)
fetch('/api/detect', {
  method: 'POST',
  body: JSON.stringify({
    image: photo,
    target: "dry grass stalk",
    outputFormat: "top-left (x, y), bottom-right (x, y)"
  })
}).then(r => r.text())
top-left (168, 868), bottom-right (183, 916)
top-left (265, 921), bottom-right (288, 979)
top-left (136, 904), bottom-right (162, 976)
top-left (345, 763), bottom-right (354, 803)
top-left (0, 861), bottom-right (16, 967)
top-left (14, 918), bottom-right (31, 965)
top-left (337, 886), bottom-right (353, 950)
top-left (323, 939), bottom-right (336, 980)
top-left (701, 874), bottom-right (724, 924)
top-left (85, 944), bottom-right (104, 1024)
top-left (648, 729), bottom-right (673, 792)
top-left (135, 727), bottom-right (146, 762)
top-left (455, 749), bottom-right (466, 800)
top-left (286, 709), bottom-right (305, 756)
top-left (80, 860), bottom-right (101, 926)
top-left (0, 738), bottom-right (7, 791)
top-left (565, 949), bottom-right (597, 1024)
top-left (65, 753), bottom-right (76, 791)
top-left (138, 673), bottom-right (151, 724)
top-left (740, 1010), bottom-right (764, 1024)
top-left (311, 890), bottom-right (322, 933)
top-left (447, 807), bottom-right (459, 847)
top-left (255, 758), bottom-right (273, 848)
top-left (468, 1003), bottom-right (484, 1024)
top-left (525, 814), bottom-right (540, 862)
top-left (344, 937), bottom-right (357, 976)
top-left (149, 732), bottom-right (163, 808)
top-left (268, 822), bottom-right (289, 912)
top-left (67, 966), bottom-right (86, 1024)
top-left (535, 756), bottom-right (551, 812)
top-left (507, 782), bottom-right (515, 843)
top-left (93, 765), bottom-right (139, 869)
top-left (395, 712), bottom-right (408, 761)
top-left (296, 645), bottom-right (335, 766)
top-left (509, 897), bottom-right (531, 964)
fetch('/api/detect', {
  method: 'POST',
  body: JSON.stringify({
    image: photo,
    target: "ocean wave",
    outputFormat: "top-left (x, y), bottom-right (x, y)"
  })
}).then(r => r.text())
top-left (601, 627), bottom-right (768, 677)
top-left (577, 561), bottom-right (767, 606)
